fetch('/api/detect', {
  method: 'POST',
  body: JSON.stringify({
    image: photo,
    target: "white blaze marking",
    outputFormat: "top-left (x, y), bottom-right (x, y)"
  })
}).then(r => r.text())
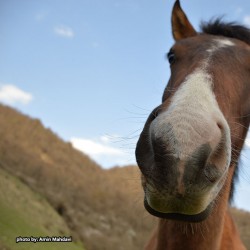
top-left (153, 38), bottom-right (234, 150)
top-left (206, 38), bottom-right (235, 53)
top-left (151, 61), bottom-right (231, 168)
top-left (216, 38), bottom-right (235, 47)
top-left (151, 66), bottom-right (231, 196)
top-left (151, 68), bottom-right (223, 158)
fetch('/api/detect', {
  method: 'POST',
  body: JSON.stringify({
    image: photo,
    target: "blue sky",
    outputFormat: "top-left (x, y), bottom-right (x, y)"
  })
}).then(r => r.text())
top-left (0, 0), bottom-right (249, 211)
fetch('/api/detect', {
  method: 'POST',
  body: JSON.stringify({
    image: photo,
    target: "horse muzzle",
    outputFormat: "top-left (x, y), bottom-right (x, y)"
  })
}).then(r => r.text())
top-left (135, 87), bottom-right (231, 221)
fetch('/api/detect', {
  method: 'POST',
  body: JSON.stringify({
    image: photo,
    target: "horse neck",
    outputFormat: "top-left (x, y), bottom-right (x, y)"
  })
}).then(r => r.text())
top-left (153, 165), bottom-right (245, 250)
top-left (156, 202), bottom-right (227, 250)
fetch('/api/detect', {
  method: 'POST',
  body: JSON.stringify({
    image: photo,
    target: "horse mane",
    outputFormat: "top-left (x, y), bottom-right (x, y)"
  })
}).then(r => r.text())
top-left (201, 18), bottom-right (250, 45)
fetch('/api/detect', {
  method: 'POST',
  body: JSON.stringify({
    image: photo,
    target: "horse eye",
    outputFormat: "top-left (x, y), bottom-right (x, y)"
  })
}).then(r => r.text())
top-left (167, 51), bottom-right (175, 64)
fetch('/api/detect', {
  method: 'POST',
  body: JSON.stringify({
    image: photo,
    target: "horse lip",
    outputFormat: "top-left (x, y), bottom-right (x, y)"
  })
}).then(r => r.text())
top-left (144, 198), bottom-right (213, 223)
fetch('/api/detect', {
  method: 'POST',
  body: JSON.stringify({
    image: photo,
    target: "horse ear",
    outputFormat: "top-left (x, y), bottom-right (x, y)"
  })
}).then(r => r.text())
top-left (171, 0), bottom-right (197, 41)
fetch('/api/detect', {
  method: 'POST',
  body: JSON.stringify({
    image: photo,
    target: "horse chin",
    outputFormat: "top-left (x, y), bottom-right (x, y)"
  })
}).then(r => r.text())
top-left (144, 198), bottom-right (213, 223)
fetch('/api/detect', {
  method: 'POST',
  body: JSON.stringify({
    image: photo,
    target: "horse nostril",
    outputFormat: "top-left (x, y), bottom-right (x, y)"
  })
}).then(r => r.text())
top-left (204, 165), bottom-right (219, 183)
top-left (217, 122), bottom-right (223, 131)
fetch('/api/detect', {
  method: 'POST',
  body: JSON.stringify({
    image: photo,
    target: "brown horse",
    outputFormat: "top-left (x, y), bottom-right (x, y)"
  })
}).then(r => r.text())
top-left (135, 1), bottom-right (250, 249)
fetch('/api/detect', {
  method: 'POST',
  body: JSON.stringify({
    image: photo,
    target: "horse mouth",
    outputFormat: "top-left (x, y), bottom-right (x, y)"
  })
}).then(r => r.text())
top-left (144, 198), bottom-right (213, 222)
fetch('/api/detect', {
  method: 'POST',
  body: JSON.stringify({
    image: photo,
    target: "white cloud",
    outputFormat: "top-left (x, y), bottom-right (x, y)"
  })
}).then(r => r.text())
top-left (0, 84), bottom-right (33, 106)
top-left (71, 137), bottom-right (124, 156)
top-left (100, 135), bottom-right (111, 143)
top-left (70, 136), bottom-right (135, 168)
top-left (54, 25), bottom-right (74, 38)
top-left (243, 15), bottom-right (250, 27)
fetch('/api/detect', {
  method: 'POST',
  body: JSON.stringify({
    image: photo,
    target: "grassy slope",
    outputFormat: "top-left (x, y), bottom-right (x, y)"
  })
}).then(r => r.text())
top-left (0, 168), bottom-right (84, 250)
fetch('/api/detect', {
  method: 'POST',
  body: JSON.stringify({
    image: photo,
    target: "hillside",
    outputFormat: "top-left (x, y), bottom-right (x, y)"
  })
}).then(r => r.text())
top-left (0, 167), bottom-right (83, 250)
top-left (0, 104), bottom-right (249, 250)
top-left (0, 104), bottom-right (154, 250)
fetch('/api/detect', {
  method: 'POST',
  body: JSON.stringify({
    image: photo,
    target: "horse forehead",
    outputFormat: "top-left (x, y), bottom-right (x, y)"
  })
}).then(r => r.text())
top-left (206, 38), bottom-right (235, 53)
top-left (172, 37), bottom-right (236, 79)
top-left (175, 38), bottom-right (236, 89)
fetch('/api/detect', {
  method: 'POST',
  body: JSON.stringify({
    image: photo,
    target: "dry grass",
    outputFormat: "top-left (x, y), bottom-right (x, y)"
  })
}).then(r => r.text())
top-left (0, 104), bottom-right (249, 250)
top-left (231, 208), bottom-right (250, 248)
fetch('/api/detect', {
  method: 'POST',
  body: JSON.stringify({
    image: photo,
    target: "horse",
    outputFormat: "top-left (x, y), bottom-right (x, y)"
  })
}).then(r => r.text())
top-left (135, 1), bottom-right (250, 249)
